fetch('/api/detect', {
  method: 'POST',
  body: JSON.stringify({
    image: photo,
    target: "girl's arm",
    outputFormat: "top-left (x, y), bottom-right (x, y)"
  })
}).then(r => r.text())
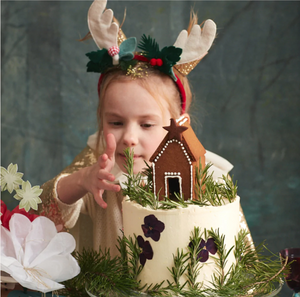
top-left (57, 134), bottom-right (121, 209)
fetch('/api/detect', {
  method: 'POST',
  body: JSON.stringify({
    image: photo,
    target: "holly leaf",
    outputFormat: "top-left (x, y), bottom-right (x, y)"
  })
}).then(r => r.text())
top-left (161, 46), bottom-right (182, 65)
top-left (86, 50), bottom-right (113, 73)
top-left (86, 50), bottom-right (107, 63)
top-left (86, 61), bottom-right (101, 73)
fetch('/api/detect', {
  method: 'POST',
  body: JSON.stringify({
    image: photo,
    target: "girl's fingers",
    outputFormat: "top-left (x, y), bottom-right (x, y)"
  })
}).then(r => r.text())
top-left (98, 169), bottom-right (115, 182)
top-left (97, 179), bottom-right (120, 192)
top-left (105, 133), bottom-right (116, 160)
top-left (94, 189), bottom-right (107, 209)
top-left (94, 184), bottom-right (120, 209)
top-left (92, 133), bottom-right (118, 209)
top-left (98, 153), bottom-right (109, 169)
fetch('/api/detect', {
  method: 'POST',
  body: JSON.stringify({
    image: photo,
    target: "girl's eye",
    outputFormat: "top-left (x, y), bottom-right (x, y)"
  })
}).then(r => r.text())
top-left (141, 123), bottom-right (154, 128)
top-left (109, 121), bottom-right (123, 126)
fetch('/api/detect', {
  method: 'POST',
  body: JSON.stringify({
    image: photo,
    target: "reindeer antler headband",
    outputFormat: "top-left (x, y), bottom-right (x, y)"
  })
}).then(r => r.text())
top-left (86, 0), bottom-right (217, 114)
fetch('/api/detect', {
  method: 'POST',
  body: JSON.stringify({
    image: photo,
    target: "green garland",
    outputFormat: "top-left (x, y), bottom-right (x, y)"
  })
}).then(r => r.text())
top-left (85, 34), bottom-right (182, 82)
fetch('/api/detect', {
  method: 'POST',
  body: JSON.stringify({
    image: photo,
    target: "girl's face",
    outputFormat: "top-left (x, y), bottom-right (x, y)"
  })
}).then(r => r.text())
top-left (102, 79), bottom-right (172, 174)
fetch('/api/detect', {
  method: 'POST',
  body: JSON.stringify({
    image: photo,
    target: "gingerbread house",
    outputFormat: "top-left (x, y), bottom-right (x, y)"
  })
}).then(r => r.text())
top-left (150, 117), bottom-right (206, 201)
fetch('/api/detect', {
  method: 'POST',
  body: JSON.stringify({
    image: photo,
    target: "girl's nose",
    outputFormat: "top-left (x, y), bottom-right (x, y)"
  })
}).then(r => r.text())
top-left (122, 127), bottom-right (138, 147)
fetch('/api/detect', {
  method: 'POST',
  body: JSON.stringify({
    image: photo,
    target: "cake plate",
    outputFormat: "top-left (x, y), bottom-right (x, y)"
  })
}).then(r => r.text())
top-left (251, 279), bottom-right (284, 297)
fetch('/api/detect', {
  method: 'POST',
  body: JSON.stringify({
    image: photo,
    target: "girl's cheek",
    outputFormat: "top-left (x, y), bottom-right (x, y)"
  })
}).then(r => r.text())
top-left (149, 130), bottom-right (167, 150)
top-left (103, 124), bottom-right (112, 135)
top-left (103, 126), bottom-right (115, 142)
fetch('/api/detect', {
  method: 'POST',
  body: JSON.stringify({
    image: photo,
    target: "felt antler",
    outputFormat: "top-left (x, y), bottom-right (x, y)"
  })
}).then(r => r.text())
top-left (173, 19), bottom-right (217, 75)
top-left (88, 0), bottom-right (120, 65)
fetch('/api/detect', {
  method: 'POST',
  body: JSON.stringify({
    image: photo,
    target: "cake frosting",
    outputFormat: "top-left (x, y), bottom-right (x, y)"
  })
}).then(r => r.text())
top-left (122, 196), bottom-right (240, 289)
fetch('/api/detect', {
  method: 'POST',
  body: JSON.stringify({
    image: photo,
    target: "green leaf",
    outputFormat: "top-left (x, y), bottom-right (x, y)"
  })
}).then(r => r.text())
top-left (161, 46), bottom-right (182, 64)
top-left (86, 49), bottom-right (107, 63)
top-left (138, 34), bottom-right (160, 59)
top-left (120, 37), bottom-right (137, 61)
top-left (86, 50), bottom-right (113, 73)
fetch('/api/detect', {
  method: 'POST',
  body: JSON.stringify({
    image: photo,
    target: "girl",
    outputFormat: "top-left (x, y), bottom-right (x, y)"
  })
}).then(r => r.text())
top-left (38, 0), bottom-right (252, 256)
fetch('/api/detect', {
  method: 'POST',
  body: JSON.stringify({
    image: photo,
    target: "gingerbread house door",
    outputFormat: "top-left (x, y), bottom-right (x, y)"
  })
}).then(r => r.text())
top-left (165, 174), bottom-right (182, 200)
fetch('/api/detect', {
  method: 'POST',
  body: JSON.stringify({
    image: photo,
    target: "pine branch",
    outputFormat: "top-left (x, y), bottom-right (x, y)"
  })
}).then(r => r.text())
top-left (138, 34), bottom-right (160, 58)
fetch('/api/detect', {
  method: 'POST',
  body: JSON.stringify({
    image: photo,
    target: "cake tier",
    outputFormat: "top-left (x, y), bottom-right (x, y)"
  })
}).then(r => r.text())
top-left (122, 196), bottom-right (240, 289)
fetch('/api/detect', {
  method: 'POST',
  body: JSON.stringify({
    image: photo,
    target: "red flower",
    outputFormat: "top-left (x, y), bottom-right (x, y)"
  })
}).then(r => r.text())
top-left (1, 200), bottom-right (39, 230)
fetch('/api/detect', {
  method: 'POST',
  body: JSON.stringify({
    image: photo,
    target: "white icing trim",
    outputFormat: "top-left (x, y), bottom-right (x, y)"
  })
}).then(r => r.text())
top-left (153, 163), bottom-right (156, 198)
top-left (176, 115), bottom-right (188, 126)
top-left (190, 165), bottom-right (193, 199)
top-left (153, 139), bottom-right (191, 163)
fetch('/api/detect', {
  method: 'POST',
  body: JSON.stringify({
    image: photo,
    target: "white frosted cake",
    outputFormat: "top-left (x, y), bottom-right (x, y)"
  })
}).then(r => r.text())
top-left (122, 196), bottom-right (240, 289)
top-left (121, 117), bottom-right (241, 291)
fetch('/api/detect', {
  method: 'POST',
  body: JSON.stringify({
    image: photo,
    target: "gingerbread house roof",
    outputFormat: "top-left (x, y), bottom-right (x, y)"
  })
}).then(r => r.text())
top-left (150, 118), bottom-right (206, 164)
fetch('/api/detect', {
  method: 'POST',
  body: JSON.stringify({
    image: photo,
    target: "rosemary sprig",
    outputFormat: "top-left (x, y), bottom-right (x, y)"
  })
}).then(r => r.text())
top-left (207, 228), bottom-right (235, 288)
top-left (158, 193), bottom-right (189, 209)
top-left (60, 248), bottom-right (139, 297)
top-left (119, 234), bottom-right (143, 281)
top-left (167, 248), bottom-right (189, 289)
top-left (186, 227), bottom-right (204, 291)
top-left (143, 281), bottom-right (170, 297)
top-left (122, 148), bottom-right (160, 209)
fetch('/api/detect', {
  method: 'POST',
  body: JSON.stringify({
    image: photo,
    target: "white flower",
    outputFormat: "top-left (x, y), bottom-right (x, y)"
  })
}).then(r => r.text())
top-left (0, 213), bottom-right (80, 293)
top-left (0, 163), bottom-right (23, 193)
top-left (14, 180), bottom-right (43, 211)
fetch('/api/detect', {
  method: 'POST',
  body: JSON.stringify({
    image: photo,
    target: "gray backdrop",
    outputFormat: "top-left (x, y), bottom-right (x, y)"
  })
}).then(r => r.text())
top-left (1, 1), bottom-right (300, 295)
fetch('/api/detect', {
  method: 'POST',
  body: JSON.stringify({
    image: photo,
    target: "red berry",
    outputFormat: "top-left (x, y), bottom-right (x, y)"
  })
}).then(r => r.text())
top-left (150, 58), bottom-right (157, 66)
top-left (157, 58), bottom-right (163, 66)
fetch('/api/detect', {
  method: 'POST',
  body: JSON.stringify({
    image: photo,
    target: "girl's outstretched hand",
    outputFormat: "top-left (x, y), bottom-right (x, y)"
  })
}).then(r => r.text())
top-left (57, 133), bottom-right (120, 208)
top-left (87, 133), bottom-right (121, 209)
